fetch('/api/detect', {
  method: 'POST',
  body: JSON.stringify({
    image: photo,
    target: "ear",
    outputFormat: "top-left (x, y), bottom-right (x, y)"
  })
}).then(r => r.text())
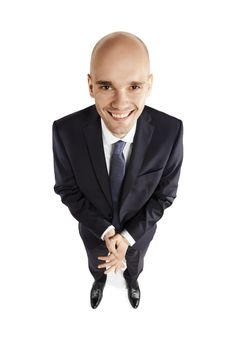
top-left (87, 74), bottom-right (94, 98)
top-left (146, 73), bottom-right (153, 97)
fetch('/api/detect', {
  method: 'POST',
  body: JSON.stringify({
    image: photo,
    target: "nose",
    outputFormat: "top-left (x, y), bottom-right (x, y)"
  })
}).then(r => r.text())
top-left (111, 90), bottom-right (131, 110)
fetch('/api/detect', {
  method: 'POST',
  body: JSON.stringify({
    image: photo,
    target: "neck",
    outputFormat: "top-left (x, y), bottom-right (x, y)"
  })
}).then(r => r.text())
top-left (112, 132), bottom-right (126, 139)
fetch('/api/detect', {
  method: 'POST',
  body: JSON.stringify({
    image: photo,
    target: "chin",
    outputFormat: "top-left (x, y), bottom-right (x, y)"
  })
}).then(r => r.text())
top-left (110, 123), bottom-right (134, 136)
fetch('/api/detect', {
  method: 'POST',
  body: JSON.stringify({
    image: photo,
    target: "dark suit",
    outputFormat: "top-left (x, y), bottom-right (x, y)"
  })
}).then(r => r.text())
top-left (52, 104), bottom-right (183, 281)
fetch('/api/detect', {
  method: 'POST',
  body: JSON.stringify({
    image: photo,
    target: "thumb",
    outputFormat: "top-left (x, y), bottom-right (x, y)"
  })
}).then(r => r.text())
top-left (106, 238), bottom-right (119, 258)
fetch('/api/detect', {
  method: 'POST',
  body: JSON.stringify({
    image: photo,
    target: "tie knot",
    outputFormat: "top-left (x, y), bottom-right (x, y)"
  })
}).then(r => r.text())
top-left (112, 140), bottom-right (126, 155)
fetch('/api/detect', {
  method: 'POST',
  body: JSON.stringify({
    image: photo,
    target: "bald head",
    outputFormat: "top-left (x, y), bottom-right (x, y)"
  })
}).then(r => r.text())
top-left (90, 31), bottom-right (150, 75)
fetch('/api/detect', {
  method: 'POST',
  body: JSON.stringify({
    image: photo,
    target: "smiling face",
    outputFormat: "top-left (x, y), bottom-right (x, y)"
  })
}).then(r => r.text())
top-left (88, 33), bottom-right (153, 138)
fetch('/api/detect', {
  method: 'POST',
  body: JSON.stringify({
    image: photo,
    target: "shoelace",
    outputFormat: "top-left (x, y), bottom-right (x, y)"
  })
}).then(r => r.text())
top-left (130, 288), bottom-right (140, 298)
top-left (92, 289), bottom-right (101, 298)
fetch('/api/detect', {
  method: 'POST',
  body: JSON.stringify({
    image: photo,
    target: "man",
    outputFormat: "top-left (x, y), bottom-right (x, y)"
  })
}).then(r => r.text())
top-left (52, 31), bottom-right (183, 309)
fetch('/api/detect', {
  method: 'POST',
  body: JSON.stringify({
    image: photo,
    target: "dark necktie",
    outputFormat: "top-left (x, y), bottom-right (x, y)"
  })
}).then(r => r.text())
top-left (109, 140), bottom-right (126, 231)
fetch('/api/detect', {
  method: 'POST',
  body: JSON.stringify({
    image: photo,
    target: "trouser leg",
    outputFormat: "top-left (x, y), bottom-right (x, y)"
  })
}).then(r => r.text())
top-left (83, 241), bottom-right (109, 283)
top-left (123, 245), bottom-right (150, 283)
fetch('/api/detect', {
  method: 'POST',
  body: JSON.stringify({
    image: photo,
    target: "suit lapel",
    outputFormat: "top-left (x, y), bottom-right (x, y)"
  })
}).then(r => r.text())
top-left (83, 108), bottom-right (112, 208)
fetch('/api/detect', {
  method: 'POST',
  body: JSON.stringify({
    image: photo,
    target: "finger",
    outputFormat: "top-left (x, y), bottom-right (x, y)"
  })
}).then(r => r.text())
top-left (98, 253), bottom-right (115, 261)
top-left (104, 265), bottom-right (117, 274)
top-left (107, 243), bottom-right (114, 253)
top-left (115, 262), bottom-right (123, 273)
top-left (105, 237), bottom-right (116, 251)
top-left (106, 243), bottom-right (120, 259)
top-left (98, 263), bottom-right (110, 269)
top-left (110, 238), bottom-right (120, 250)
top-left (103, 256), bottom-right (122, 270)
top-left (98, 257), bottom-right (118, 268)
top-left (98, 262), bottom-right (113, 269)
top-left (105, 238), bottom-right (112, 251)
top-left (106, 241), bottom-right (120, 258)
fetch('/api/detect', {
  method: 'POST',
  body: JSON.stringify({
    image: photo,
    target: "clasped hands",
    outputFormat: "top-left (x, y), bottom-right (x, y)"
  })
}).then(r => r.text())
top-left (98, 229), bottom-right (129, 274)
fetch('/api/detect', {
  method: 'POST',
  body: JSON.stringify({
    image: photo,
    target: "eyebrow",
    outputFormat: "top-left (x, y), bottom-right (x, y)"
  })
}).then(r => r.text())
top-left (96, 80), bottom-right (112, 85)
top-left (95, 80), bottom-right (145, 85)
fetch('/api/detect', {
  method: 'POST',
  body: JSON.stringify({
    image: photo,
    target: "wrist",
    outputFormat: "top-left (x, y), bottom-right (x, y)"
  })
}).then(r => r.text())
top-left (121, 235), bottom-right (130, 246)
top-left (104, 229), bottom-right (115, 240)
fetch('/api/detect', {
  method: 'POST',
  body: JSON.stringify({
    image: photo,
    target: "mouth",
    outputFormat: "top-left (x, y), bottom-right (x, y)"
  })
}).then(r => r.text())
top-left (107, 110), bottom-right (135, 121)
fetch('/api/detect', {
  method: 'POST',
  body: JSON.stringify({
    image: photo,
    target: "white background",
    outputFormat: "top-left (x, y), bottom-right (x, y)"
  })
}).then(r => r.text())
top-left (1, 0), bottom-right (233, 349)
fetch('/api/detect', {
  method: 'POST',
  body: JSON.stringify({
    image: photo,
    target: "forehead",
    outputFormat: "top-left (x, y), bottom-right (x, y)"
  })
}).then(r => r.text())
top-left (92, 56), bottom-right (149, 85)
top-left (91, 40), bottom-right (149, 79)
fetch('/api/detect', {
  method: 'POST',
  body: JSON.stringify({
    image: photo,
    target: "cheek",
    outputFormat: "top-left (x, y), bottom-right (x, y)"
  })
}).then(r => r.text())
top-left (133, 93), bottom-right (147, 106)
top-left (94, 89), bottom-right (113, 100)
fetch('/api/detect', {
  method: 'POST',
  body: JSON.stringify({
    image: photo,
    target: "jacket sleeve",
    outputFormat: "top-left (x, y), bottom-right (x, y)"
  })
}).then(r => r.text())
top-left (52, 121), bottom-right (111, 239)
top-left (124, 120), bottom-right (183, 241)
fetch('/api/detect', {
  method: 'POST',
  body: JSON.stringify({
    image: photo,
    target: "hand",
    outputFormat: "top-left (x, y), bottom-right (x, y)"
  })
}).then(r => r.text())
top-left (110, 233), bottom-right (129, 262)
top-left (98, 234), bottom-right (129, 274)
top-left (98, 252), bottom-right (126, 274)
top-left (104, 229), bottom-right (119, 258)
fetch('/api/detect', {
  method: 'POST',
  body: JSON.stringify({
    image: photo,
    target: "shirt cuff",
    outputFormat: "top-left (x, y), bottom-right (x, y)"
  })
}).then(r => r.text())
top-left (101, 225), bottom-right (115, 241)
top-left (121, 229), bottom-right (135, 246)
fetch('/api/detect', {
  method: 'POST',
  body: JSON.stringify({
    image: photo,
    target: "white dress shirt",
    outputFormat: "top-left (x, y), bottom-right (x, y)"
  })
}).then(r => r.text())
top-left (100, 118), bottom-right (136, 246)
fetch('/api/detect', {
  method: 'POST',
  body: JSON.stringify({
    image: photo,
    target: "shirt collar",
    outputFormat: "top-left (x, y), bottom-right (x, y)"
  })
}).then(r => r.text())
top-left (101, 118), bottom-right (137, 145)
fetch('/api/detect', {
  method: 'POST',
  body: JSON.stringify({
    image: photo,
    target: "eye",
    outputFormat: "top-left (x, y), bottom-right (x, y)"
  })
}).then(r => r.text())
top-left (100, 85), bottom-right (112, 90)
top-left (131, 85), bottom-right (141, 90)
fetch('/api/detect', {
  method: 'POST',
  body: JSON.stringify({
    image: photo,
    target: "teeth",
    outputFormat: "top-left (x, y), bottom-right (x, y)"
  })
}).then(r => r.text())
top-left (110, 112), bottom-right (131, 119)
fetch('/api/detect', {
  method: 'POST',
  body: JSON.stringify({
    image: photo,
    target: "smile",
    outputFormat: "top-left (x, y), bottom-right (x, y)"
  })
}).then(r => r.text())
top-left (107, 110), bottom-right (134, 120)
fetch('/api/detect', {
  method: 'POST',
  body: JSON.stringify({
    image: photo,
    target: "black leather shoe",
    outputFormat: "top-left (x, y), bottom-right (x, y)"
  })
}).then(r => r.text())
top-left (126, 280), bottom-right (140, 308)
top-left (90, 280), bottom-right (106, 309)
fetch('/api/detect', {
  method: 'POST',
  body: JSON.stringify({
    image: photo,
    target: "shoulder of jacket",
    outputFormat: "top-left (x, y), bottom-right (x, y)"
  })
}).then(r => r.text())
top-left (53, 105), bottom-right (95, 129)
top-left (144, 105), bottom-right (182, 127)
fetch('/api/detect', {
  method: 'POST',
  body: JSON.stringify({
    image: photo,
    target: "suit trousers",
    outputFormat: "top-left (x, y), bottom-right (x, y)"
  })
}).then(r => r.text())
top-left (82, 238), bottom-right (150, 283)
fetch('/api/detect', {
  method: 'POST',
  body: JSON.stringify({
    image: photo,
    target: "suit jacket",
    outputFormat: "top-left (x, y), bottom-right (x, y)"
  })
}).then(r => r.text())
top-left (52, 104), bottom-right (183, 250)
